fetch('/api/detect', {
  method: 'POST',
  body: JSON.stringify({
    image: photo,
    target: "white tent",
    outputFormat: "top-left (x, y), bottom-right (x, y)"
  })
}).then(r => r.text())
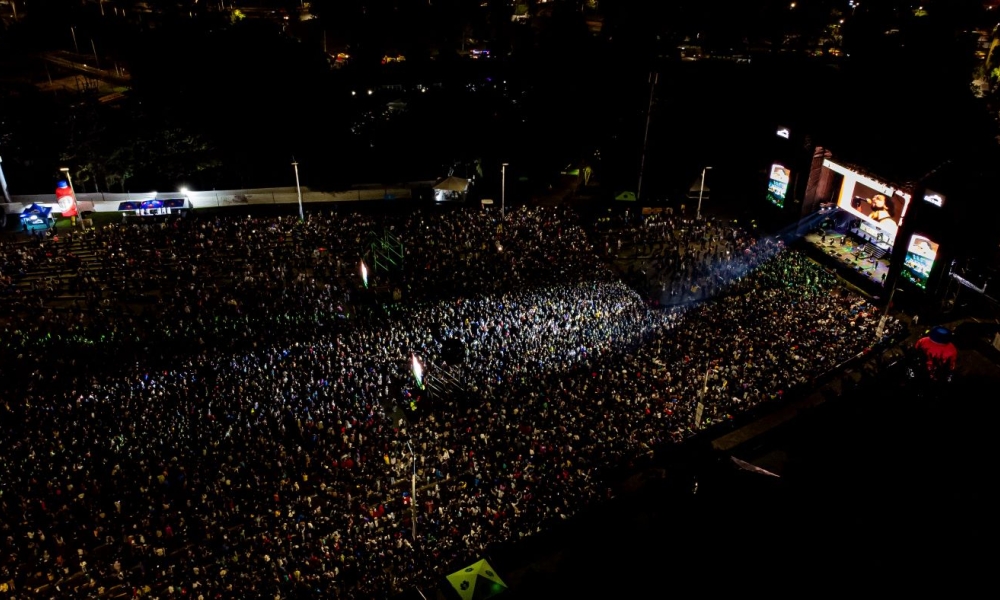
top-left (434, 177), bottom-right (471, 193)
top-left (686, 180), bottom-right (711, 199)
top-left (433, 177), bottom-right (471, 202)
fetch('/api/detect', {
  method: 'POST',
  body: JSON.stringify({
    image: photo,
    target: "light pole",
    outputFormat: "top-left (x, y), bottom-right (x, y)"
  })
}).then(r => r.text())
top-left (0, 154), bottom-right (11, 203)
top-left (637, 72), bottom-right (658, 203)
top-left (696, 166), bottom-right (712, 220)
top-left (875, 278), bottom-right (899, 340)
top-left (292, 159), bottom-right (304, 221)
top-left (501, 162), bottom-right (508, 222)
top-left (59, 166), bottom-right (73, 190)
top-left (406, 440), bottom-right (417, 541)
top-left (695, 362), bottom-right (711, 429)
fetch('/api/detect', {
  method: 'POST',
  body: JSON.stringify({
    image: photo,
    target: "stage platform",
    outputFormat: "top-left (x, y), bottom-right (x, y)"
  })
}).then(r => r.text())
top-left (801, 229), bottom-right (891, 290)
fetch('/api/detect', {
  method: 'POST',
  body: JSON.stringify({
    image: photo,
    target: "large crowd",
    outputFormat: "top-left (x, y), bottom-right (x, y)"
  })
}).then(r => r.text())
top-left (0, 204), bottom-right (904, 598)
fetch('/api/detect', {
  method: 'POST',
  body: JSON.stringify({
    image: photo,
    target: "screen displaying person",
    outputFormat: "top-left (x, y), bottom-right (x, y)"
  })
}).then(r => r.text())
top-left (908, 236), bottom-right (937, 259)
top-left (851, 193), bottom-right (898, 236)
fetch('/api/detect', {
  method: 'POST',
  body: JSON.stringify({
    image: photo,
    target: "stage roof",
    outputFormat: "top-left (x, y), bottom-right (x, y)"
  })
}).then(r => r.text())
top-left (433, 177), bottom-right (471, 192)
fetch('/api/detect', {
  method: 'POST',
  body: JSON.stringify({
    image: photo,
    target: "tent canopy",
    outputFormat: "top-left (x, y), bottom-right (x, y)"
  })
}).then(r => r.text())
top-left (446, 558), bottom-right (508, 600)
top-left (434, 177), bottom-right (471, 193)
top-left (20, 203), bottom-right (53, 227)
top-left (615, 191), bottom-right (636, 202)
top-left (21, 203), bottom-right (52, 217)
top-left (687, 180), bottom-right (711, 198)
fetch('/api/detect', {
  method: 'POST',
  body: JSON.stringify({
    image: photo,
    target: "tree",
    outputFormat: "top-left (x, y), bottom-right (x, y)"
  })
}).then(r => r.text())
top-left (104, 141), bottom-right (142, 193)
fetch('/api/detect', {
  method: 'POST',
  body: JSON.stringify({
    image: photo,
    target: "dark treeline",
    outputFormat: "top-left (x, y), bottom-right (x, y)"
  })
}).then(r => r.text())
top-left (0, 0), bottom-right (995, 199)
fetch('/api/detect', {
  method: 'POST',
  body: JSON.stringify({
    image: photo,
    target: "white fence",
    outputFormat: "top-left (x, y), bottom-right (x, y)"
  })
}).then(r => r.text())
top-left (2, 184), bottom-right (433, 216)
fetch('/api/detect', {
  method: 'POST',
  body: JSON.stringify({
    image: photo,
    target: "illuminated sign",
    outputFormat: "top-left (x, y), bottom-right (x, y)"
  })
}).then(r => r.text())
top-left (901, 234), bottom-right (939, 289)
top-left (117, 199), bottom-right (186, 211)
top-left (776, 127), bottom-right (790, 139)
top-left (823, 159), bottom-right (910, 245)
top-left (766, 163), bottom-right (791, 208)
top-left (923, 189), bottom-right (945, 207)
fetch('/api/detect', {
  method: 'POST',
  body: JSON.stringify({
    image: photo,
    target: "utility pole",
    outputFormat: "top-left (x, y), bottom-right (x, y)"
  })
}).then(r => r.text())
top-left (637, 72), bottom-right (658, 203)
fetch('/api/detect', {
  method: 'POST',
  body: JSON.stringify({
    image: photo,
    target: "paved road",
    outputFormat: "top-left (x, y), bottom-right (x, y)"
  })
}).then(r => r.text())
top-left (41, 51), bottom-right (130, 85)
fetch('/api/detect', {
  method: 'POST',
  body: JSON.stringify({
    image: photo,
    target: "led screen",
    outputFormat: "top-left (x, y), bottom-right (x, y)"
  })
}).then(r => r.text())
top-left (923, 189), bottom-right (945, 207)
top-left (858, 220), bottom-right (881, 241)
top-left (900, 234), bottom-right (939, 290)
top-left (823, 160), bottom-right (910, 244)
top-left (766, 163), bottom-right (791, 208)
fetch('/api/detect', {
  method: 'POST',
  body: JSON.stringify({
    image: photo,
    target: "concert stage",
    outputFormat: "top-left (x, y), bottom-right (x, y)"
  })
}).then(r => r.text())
top-left (801, 228), bottom-right (892, 289)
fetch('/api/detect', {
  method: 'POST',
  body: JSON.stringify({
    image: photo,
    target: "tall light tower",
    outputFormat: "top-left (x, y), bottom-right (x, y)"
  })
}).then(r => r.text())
top-left (875, 277), bottom-right (899, 340)
top-left (696, 166), bottom-right (712, 220)
top-left (637, 72), bottom-right (658, 203)
top-left (292, 158), bottom-right (304, 221)
top-left (59, 166), bottom-right (73, 190)
top-left (0, 154), bottom-right (11, 203)
top-left (501, 162), bottom-right (508, 222)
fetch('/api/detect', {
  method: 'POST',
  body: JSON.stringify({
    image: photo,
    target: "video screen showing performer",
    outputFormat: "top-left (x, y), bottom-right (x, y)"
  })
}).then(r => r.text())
top-left (846, 182), bottom-right (902, 237)
top-left (901, 234), bottom-right (939, 289)
top-left (837, 179), bottom-right (906, 242)
top-left (766, 164), bottom-right (791, 208)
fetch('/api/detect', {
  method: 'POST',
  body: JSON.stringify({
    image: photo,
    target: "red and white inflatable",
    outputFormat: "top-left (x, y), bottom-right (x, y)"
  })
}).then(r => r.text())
top-left (913, 326), bottom-right (958, 381)
top-left (56, 180), bottom-right (77, 219)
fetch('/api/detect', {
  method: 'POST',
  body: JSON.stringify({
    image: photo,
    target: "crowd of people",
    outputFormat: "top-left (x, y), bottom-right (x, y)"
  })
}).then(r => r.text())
top-left (0, 204), bottom-right (905, 599)
top-left (593, 210), bottom-right (768, 306)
